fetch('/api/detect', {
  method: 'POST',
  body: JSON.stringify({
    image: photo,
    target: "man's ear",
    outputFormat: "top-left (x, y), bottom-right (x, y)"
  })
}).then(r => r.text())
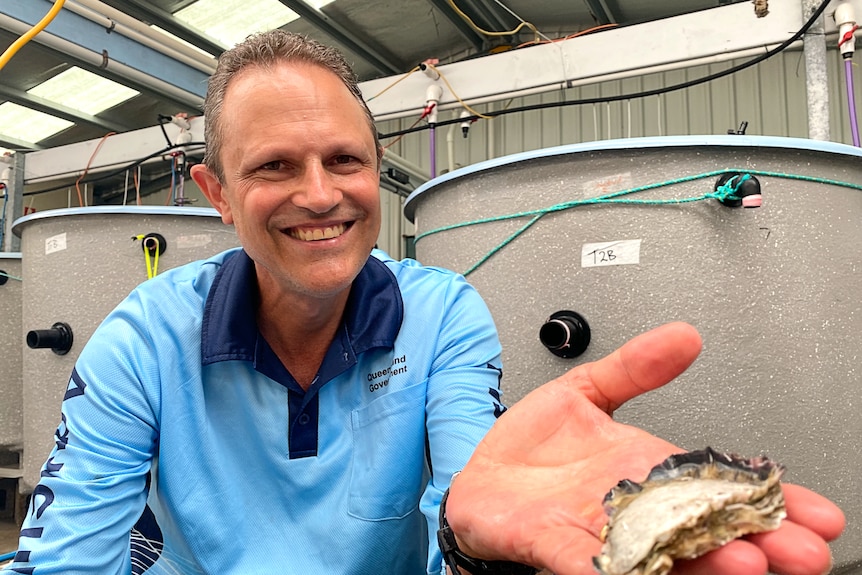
top-left (190, 163), bottom-right (233, 225)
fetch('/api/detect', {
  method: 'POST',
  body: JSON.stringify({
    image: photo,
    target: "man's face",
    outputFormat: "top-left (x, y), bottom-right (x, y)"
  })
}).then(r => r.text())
top-left (194, 62), bottom-right (382, 301)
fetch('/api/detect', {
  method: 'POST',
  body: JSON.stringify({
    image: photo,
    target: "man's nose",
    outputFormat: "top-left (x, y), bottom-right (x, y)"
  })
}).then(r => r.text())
top-left (293, 163), bottom-right (343, 213)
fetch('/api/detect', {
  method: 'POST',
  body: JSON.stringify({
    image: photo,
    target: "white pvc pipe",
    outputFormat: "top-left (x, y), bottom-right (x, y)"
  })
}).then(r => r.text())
top-left (486, 101), bottom-right (495, 160)
top-left (446, 123), bottom-right (456, 174)
top-left (67, 0), bottom-right (217, 72)
top-left (0, 13), bottom-right (204, 109)
top-left (803, 0), bottom-right (831, 141)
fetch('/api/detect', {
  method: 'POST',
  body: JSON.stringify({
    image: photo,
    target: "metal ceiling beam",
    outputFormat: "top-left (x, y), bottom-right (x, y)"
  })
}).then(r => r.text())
top-left (276, 0), bottom-right (402, 75)
top-left (0, 1), bottom-right (207, 110)
top-left (0, 85), bottom-right (131, 134)
top-left (0, 135), bottom-right (44, 151)
top-left (24, 117), bottom-right (205, 184)
top-left (99, 0), bottom-right (225, 56)
top-left (363, 0), bottom-right (808, 121)
top-left (584, 0), bottom-right (618, 24)
top-left (423, 0), bottom-right (485, 51)
top-left (457, 0), bottom-right (514, 35)
top-left (25, 39), bottom-right (201, 115)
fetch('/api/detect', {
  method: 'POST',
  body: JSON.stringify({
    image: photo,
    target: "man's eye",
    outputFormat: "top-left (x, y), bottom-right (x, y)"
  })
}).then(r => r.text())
top-left (333, 155), bottom-right (355, 165)
top-left (260, 161), bottom-right (282, 170)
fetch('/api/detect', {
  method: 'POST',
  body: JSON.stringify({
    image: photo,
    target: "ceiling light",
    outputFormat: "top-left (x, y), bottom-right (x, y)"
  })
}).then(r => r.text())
top-left (175, 0), bottom-right (333, 48)
top-left (0, 103), bottom-right (74, 145)
top-left (27, 67), bottom-right (139, 116)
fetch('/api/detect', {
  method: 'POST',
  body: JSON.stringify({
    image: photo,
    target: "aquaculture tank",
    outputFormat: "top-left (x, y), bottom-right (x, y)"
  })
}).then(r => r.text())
top-left (12, 206), bottom-right (239, 493)
top-left (0, 252), bottom-right (22, 452)
top-left (404, 135), bottom-right (862, 572)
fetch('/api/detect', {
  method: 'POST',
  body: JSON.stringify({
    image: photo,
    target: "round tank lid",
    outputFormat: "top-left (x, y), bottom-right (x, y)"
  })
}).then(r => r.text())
top-left (402, 135), bottom-right (862, 222)
top-left (11, 205), bottom-right (222, 238)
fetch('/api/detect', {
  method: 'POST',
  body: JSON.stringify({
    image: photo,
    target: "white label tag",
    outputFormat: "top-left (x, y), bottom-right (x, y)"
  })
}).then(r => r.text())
top-left (45, 233), bottom-right (67, 255)
top-left (176, 234), bottom-right (212, 250)
top-left (581, 240), bottom-right (641, 268)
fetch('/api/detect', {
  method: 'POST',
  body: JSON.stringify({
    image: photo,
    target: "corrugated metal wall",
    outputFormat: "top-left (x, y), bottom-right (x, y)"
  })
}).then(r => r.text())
top-left (375, 46), bottom-right (861, 258)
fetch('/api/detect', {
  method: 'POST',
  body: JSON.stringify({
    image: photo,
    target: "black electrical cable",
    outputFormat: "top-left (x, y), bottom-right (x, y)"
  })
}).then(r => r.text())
top-left (378, 0), bottom-right (833, 140)
top-left (157, 114), bottom-right (174, 147)
top-left (23, 142), bottom-right (206, 197)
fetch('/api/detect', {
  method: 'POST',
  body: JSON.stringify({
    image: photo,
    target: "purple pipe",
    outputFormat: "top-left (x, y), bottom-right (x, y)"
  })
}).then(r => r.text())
top-left (846, 57), bottom-right (861, 147)
top-left (429, 125), bottom-right (437, 178)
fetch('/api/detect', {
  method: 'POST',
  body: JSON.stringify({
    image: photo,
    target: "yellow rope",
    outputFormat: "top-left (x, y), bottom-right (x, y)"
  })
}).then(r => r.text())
top-left (134, 235), bottom-right (161, 279)
top-left (424, 63), bottom-right (493, 120)
top-left (366, 66), bottom-right (420, 101)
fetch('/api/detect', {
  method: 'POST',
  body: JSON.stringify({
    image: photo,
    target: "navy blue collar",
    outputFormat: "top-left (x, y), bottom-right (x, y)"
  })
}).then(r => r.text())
top-left (201, 249), bottom-right (403, 391)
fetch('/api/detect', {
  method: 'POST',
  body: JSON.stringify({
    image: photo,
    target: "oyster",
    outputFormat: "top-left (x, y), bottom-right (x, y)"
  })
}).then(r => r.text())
top-left (592, 447), bottom-right (786, 575)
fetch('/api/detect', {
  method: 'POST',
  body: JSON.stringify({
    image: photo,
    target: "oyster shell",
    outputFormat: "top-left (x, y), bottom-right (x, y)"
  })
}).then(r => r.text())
top-left (592, 447), bottom-right (786, 575)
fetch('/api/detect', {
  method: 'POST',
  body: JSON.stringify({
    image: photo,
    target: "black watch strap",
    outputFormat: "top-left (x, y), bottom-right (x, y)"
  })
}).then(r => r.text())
top-left (437, 488), bottom-right (539, 575)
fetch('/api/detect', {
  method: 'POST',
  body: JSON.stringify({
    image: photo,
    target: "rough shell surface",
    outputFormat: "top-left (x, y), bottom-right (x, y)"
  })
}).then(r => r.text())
top-left (592, 447), bottom-right (786, 575)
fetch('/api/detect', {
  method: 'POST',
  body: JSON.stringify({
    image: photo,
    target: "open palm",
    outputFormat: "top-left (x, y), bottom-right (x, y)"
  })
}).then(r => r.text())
top-left (446, 322), bottom-right (844, 575)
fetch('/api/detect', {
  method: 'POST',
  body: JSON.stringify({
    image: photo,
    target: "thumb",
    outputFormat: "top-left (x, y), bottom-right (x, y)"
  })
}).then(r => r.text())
top-left (575, 322), bottom-right (703, 413)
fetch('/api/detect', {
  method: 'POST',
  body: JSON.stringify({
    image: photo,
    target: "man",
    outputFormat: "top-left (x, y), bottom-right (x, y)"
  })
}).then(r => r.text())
top-left (3, 31), bottom-right (842, 575)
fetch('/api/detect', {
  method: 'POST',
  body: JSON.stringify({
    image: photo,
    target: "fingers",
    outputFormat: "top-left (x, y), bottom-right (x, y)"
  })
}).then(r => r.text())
top-left (781, 483), bottom-right (846, 542)
top-left (736, 484), bottom-right (844, 575)
top-left (674, 539), bottom-right (768, 575)
top-left (673, 487), bottom-right (843, 575)
top-left (747, 520), bottom-right (834, 575)
top-left (579, 322), bottom-right (703, 413)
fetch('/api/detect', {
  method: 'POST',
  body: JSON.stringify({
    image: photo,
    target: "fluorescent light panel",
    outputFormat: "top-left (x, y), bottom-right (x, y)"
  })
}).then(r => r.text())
top-left (27, 67), bottom-right (139, 116)
top-left (175, 0), bottom-right (334, 48)
top-left (0, 103), bottom-right (74, 145)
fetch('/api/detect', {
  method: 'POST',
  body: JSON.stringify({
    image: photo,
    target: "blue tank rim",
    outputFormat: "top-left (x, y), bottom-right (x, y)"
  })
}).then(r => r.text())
top-left (11, 205), bottom-right (222, 237)
top-left (402, 135), bottom-right (862, 222)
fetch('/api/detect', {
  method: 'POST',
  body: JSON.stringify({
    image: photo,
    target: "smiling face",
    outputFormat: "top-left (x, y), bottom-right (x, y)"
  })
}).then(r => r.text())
top-left (192, 61), bottom-right (382, 303)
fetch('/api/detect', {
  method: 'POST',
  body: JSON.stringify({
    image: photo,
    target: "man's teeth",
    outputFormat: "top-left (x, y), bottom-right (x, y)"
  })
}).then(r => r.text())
top-left (291, 223), bottom-right (346, 241)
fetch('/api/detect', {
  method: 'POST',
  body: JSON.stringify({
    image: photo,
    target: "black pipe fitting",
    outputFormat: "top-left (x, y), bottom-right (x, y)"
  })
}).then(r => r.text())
top-left (715, 173), bottom-right (762, 208)
top-left (539, 311), bottom-right (590, 358)
top-left (27, 322), bottom-right (74, 355)
top-left (141, 233), bottom-right (167, 256)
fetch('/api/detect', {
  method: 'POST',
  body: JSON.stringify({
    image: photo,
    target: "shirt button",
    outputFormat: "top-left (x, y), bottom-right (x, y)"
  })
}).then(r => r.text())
top-left (298, 414), bottom-right (311, 425)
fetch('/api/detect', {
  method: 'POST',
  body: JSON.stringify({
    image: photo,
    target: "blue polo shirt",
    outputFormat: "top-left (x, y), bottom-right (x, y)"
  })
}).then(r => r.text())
top-left (5, 248), bottom-right (506, 575)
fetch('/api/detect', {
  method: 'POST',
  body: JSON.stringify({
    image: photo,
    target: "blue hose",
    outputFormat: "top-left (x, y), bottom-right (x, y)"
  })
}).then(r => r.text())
top-left (0, 550), bottom-right (16, 562)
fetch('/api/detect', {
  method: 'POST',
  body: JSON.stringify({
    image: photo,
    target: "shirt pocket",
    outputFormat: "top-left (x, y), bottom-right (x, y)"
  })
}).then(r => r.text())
top-left (349, 379), bottom-right (427, 521)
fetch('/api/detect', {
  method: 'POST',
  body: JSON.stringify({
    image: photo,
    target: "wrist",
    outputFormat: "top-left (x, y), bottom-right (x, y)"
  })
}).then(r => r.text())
top-left (437, 488), bottom-right (539, 575)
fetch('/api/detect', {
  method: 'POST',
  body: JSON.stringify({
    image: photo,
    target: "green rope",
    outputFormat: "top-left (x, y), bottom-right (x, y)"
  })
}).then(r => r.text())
top-left (413, 168), bottom-right (862, 277)
top-left (0, 269), bottom-right (22, 282)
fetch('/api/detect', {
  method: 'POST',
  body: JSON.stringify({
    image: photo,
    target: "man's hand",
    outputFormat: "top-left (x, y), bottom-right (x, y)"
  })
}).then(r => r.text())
top-left (446, 322), bottom-right (845, 575)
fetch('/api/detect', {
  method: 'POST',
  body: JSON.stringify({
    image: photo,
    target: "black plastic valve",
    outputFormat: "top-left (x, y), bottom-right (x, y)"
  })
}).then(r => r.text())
top-left (539, 311), bottom-right (591, 358)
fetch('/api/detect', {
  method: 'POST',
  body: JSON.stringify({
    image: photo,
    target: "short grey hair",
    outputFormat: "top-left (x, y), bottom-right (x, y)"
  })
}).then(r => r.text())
top-left (202, 30), bottom-right (380, 182)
